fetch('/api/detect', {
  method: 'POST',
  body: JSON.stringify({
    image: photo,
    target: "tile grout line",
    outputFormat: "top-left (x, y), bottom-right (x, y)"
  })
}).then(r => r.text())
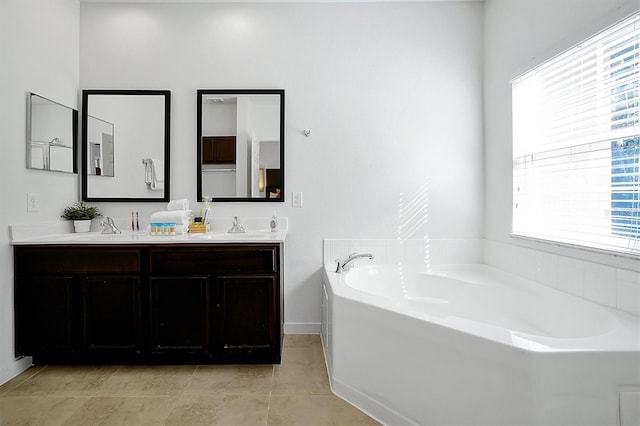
top-left (160, 364), bottom-right (200, 425)
top-left (265, 363), bottom-right (275, 426)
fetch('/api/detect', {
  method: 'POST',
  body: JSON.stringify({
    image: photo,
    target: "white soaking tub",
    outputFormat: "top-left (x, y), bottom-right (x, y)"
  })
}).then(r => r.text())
top-left (321, 263), bottom-right (640, 426)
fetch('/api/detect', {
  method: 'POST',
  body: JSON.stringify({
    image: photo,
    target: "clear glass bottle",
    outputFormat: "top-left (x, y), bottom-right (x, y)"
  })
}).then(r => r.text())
top-left (203, 196), bottom-right (213, 224)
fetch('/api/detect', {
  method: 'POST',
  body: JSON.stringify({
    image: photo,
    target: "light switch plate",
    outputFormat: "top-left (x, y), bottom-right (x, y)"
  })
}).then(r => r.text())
top-left (27, 193), bottom-right (39, 212)
top-left (292, 192), bottom-right (303, 208)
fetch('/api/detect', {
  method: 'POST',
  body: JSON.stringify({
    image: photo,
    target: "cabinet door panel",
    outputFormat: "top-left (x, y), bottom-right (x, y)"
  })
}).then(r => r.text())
top-left (215, 275), bottom-right (278, 355)
top-left (15, 276), bottom-right (74, 356)
top-left (15, 247), bottom-right (140, 274)
top-left (150, 277), bottom-right (208, 353)
top-left (82, 276), bottom-right (140, 353)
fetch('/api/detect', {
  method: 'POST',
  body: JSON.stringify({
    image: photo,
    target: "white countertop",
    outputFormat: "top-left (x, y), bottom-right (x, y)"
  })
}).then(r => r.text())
top-left (9, 218), bottom-right (287, 245)
top-left (10, 230), bottom-right (287, 245)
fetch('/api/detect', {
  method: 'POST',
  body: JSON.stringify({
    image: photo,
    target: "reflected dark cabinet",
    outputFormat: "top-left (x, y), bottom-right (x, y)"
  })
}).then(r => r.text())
top-left (202, 136), bottom-right (236, 164)
top-left (14, 243), bottom-right (282, 364)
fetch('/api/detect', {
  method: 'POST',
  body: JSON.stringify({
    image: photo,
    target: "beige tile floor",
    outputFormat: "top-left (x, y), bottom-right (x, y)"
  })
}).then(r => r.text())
top-left (0, 335), bottom-right (380, 426)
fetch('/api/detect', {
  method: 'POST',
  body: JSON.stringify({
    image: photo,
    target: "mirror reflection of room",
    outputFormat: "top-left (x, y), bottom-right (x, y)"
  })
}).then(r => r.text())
top-left (27, 93), bottom-right (77, 174)
top-left (87, 115), bottom-right (114, 177)
top-left (83, 91), bottom-right (169, 201)
top-left (200, 93), bottom-right (282, 199)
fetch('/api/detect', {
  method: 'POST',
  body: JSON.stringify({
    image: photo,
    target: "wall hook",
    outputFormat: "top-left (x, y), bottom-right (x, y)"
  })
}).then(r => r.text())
top-left (302, 130), bottom-right (311, 137)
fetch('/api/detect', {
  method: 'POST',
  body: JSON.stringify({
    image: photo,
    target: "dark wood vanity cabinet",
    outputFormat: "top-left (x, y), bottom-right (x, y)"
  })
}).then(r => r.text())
top-left (148, 245), bottom-right (281, 362)
top-left (14, 243), bottom-right (283, 364)
top-left (14, 247), bottom-right (142, 362)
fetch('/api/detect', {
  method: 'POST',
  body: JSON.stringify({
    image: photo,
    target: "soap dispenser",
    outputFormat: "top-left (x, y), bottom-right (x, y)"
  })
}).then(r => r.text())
top-left (270, 211), bottom-right (278, 232)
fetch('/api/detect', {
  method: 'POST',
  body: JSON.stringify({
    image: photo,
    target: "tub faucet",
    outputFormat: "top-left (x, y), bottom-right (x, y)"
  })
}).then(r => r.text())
top-left (228, 216), bottom-right (246, 234)
top-left (100, 216), bottom-right (122, 234)
top-left (335, 253), bottom-right (374, 273)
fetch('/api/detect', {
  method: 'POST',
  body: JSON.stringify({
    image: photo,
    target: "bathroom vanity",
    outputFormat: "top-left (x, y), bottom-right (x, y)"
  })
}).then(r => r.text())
top-left (12, 230), bottom-right (285, 365)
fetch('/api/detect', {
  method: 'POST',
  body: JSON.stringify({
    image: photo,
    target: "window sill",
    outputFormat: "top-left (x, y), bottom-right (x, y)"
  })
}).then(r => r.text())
top-left (509, 233), bottom-right (640, 271)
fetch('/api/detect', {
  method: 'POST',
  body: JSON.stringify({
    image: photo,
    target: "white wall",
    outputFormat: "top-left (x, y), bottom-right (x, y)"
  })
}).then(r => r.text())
top-left (0, 0), bottom-right (80, 384)
top-left (80, 1), bottom-right (484, 332)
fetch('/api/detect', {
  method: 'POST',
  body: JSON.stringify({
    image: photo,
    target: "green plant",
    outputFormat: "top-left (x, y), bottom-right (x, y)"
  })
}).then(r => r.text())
top-left (61, 201), bottom-right (101, 221)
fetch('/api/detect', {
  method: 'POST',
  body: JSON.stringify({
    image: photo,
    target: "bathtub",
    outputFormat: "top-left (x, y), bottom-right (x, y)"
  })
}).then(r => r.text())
top-left (321, 263), bottom-right (640, 426)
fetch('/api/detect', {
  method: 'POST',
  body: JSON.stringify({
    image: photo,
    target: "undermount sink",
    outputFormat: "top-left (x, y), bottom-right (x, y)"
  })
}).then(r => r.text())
top-left (57, 232), bottom-right (147, 242)
top-left (195, 232), bottom-right (271, 239)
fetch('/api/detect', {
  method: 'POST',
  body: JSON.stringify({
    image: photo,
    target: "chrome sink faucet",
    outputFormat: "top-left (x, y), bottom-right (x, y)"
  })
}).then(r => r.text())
top-left (228, 216), bottom-right (246, 234)
top-left (335, 253), bottom-right (374, 273)
top-left (100, 216), bottom-right (122, 234)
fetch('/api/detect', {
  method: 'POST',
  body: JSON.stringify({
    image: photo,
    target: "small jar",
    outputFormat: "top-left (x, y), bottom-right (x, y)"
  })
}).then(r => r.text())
top-left (150, 223), bottom-right (159, 235)
top-left (168, 222), bottom-right (176, 235)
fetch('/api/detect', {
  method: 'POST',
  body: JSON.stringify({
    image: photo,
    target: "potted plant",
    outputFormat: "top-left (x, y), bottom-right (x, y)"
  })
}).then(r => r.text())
top-left (61, 201), bottom-right (101, 233)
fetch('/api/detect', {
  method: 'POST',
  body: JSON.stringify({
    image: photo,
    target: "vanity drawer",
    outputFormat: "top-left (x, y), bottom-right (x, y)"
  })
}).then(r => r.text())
top-left (15, 247), bottom-right (141, 275)
top-left (150, 245), bottom-right (278, 275)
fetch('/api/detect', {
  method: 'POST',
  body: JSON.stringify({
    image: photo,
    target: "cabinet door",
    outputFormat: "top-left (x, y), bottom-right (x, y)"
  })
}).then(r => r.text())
top-left (150, 277), bottom-right (209, 353)
top-left (15, 276), bottom-right (74, 356)
top-left (214, 275), bottom-right (279, 359)
top-left (81, 276), bottom-right (141, 355)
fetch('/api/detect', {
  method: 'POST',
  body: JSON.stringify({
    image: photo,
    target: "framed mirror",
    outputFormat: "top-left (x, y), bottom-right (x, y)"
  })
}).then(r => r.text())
top-left (27, 93), bottom-right (78, 174)
top-left (197, 89), bottom-right (284, 202)
top-left (82, 89), bottom-right (170, 202)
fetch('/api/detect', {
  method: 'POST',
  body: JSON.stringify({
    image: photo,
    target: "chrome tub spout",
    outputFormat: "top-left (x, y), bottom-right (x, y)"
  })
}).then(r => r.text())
top-left (335, 252), bottom-right (374, 273)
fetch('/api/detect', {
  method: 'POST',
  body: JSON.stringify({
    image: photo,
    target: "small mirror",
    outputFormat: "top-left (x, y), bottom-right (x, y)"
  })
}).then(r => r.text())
top-left (197, 89), bottom-right (284, 202)
top-left (82, 90), bottom-right (170, 202)
top-left (27, 93), bottom-right (78, 173)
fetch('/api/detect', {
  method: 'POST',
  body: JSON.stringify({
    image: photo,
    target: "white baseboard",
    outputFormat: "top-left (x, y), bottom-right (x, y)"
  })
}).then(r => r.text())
top-left (0, 356), bottom-right (32, 387)
top-left (284, 322), bottom-right (321, 334)
top-left (330, 375), bottom-right (416, 426)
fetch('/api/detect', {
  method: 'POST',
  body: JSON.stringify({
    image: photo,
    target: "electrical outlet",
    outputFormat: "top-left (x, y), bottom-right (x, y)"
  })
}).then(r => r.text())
top-left (292, 192), bottom-right (303, 208)
top-left (27, 193), bottom-right (39, 212)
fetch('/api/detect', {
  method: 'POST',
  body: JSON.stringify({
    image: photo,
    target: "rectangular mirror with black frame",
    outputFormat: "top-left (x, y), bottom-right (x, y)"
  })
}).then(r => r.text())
top-left (197, 89), bottom-right (284, 202)
top-left (82, 89), bottom-right (171, 202)
top-left (27, 93), bottom-right (78, 174)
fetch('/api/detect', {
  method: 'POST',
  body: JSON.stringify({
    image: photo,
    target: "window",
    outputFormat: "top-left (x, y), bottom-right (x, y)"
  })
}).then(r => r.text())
top-left (512, 13), bottom-right (640, 256)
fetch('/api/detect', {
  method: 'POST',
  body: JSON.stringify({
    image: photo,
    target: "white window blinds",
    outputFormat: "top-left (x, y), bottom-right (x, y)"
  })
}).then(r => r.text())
top-left (512, 12), bottom-right (640, 256)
